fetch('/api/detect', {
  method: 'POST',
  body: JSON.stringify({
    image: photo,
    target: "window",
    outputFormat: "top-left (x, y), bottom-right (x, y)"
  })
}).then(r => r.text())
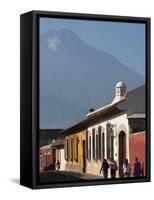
top-left (68, 138), bottom-right (71, 160)
top-left (70, 138), bottom-right (74, 161)
top-left (110, 129), bottom-right (114, 159)
top-left (86, 131), bottom-right (88, 159)
top-left (102, 132), bottom-right (105, 160)
top-left (98, 127), bottom-right (102, 160)
top-left (64, 139), bottom-right (68, 160)
top-left (106, 125), bottom-right (110, 159)
top-left (88, 136), bottom-right (91, 160)
top-left (74, 136), bottom-right (78, 161)
top-left (92, 128), bottom-right (95, 160)
top-left (96, 134), bottom-right (99, 160)
top-left (106, 124), bottom-right (114, 159)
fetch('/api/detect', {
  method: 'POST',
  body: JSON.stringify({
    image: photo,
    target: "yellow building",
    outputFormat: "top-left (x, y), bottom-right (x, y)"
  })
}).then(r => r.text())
top-left (64, 130), bottom-right (87, 173)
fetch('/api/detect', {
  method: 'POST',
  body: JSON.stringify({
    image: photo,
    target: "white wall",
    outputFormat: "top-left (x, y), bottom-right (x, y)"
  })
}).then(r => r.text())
top-left (60, 149), bottom-right (66, 170)
top-left (56, 149), bottom-right (66, 170)
top-left (87, 112), bottom-right (129, 176)
top-left (0, 0), bottom-right (153, 200)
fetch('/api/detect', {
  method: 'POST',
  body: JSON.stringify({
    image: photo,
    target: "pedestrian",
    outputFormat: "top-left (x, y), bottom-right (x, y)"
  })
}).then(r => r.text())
top-left (56, 160), bottom-right (60, 170)
top-left (122, 158), bottom-right (130, 177)
top-left (110, 158), bottom-right (118, 178)
top-left (133, 157), bottom-right (141, 177)
top-left (100, 159), bottom-right (109, 179)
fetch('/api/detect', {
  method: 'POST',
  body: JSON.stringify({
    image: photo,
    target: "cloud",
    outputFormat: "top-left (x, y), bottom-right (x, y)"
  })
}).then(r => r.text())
top-left (47, 36), bottom-right (61, 50)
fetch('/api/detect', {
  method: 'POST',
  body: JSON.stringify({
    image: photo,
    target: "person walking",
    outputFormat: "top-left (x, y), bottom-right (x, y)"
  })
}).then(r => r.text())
top-left (110, 158), bottom-right (117, 178)
top-left (56, 160), bottom-right (60, 170)
top-left (133, 157), bottom-right (141, 177)
top-left (122, 158), bottom-right (130, 177)
top-left (100, 159), bottom-right (109, 179)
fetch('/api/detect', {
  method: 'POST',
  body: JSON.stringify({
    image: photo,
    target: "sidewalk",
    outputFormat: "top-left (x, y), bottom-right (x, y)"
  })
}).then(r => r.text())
top-left (40, 170), bottom-right (104, 182)
top-left (54, 170), bottom-right (104, 180)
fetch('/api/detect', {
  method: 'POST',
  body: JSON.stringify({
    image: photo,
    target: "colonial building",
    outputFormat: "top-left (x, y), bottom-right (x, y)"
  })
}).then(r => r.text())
top-left (52, 138), bottom-right (66, 171)
top-left (39, 144), bottom-right (56, 171)
top-left (60, 82), bottom-right (145, 177)
top-left (62, 129), bottom-right (87, 173)
top-left (86, 82), bottom-right (145, 177)
top-left (39, 129), bottom-right (63, 172)
top-left (129, 131), bottom-right (146, 176)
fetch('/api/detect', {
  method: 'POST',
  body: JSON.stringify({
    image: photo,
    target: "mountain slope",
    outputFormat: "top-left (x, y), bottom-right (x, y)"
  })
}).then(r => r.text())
top-left (40, 28), bottom-right (144, 128)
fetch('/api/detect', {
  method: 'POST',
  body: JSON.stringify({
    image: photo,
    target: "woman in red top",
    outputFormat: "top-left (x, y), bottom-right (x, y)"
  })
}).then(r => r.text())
top-left (110, 158), bottom-right (118, 178)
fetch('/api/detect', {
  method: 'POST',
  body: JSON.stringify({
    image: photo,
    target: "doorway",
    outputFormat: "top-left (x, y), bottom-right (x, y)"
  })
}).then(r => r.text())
top-left (119, 131), bottom-right (126, 177)
top-left (82, 140), bottom-right (86, 173)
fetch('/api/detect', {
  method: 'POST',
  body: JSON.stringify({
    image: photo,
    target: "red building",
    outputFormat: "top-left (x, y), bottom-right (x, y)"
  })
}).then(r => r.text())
top-left (129, 131), bottom-right (146, 176)
top-left (39, 144), bottom-right (56, 172)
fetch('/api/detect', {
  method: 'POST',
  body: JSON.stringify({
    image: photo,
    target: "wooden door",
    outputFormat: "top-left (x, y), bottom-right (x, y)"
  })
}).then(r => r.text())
top-left (82, 140), bottom-right (86, 173)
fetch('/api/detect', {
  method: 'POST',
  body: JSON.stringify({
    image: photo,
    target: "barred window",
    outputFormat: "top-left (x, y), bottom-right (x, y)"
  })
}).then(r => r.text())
top-left (68, 138), bottom-right (71, 160)
top-left (106, 124), bottom-right (114, 159)
top-left (74, 136), bottom-right (78, 161)
top-left (102, 132), bottom-right (105, 160)
top-left (88, 136), bottom-right (91, 160)
top-left (96, 134), bottom-right (99, 160)
top-left (98, 127), bottom-right (102, 160)
top-left (107, 125), bottom-right (110, 159)
top-left (64, 139), bottom-right (68, 160)
top-left (86, 131), bottom-right (88, 159)
top-left (92, 128), bottom-right (95, 160)
top-left (70, 138), bottom-right (74, 161)
top-left (111, 129), bottom-right (114, 159)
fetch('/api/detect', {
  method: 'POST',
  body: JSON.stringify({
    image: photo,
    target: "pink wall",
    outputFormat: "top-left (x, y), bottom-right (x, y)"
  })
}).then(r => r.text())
top-left (39, 147), bottom-right (56, 171)
top-left (129, 131), bottom-right (146, 176)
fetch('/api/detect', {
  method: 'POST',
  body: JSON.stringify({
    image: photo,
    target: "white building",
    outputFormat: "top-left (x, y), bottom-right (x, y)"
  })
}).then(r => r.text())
top-left (58, 81), bottom-right (145, 177)
top-left (86, 82), bottom-right (145, 177)
top-left (52, 139), bottom-right (66, 171)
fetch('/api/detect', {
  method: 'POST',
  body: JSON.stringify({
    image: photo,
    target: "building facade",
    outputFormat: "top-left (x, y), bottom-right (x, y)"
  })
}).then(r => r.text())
top-left (86, 112), bottom-right (129, 177)
top-left (39, 144), bottom-right (56, 171)
top-left (60, 82), bottom-right (145, 178)
top-left (52, 139), bottom-right (66, 171)
top-left (129, 131), bottom-right (146, 176)
top-left (64, 130), bottom-right (87, 173)
top-left (86, 82), bottom-right (145, 177)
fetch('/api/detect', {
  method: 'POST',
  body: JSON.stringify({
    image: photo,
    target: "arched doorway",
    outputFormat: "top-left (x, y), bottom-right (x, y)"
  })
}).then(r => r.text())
top-left (119, 131), bottom-right (126, 177)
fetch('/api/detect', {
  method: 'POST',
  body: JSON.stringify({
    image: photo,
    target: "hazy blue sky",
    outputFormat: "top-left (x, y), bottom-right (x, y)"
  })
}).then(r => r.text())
top-left (40, 17), bottom-right (145, 77)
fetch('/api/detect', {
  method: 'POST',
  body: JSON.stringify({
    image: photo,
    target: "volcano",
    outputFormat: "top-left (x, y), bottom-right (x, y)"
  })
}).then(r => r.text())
top-left (40, 28), bottom-right (144, 128)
